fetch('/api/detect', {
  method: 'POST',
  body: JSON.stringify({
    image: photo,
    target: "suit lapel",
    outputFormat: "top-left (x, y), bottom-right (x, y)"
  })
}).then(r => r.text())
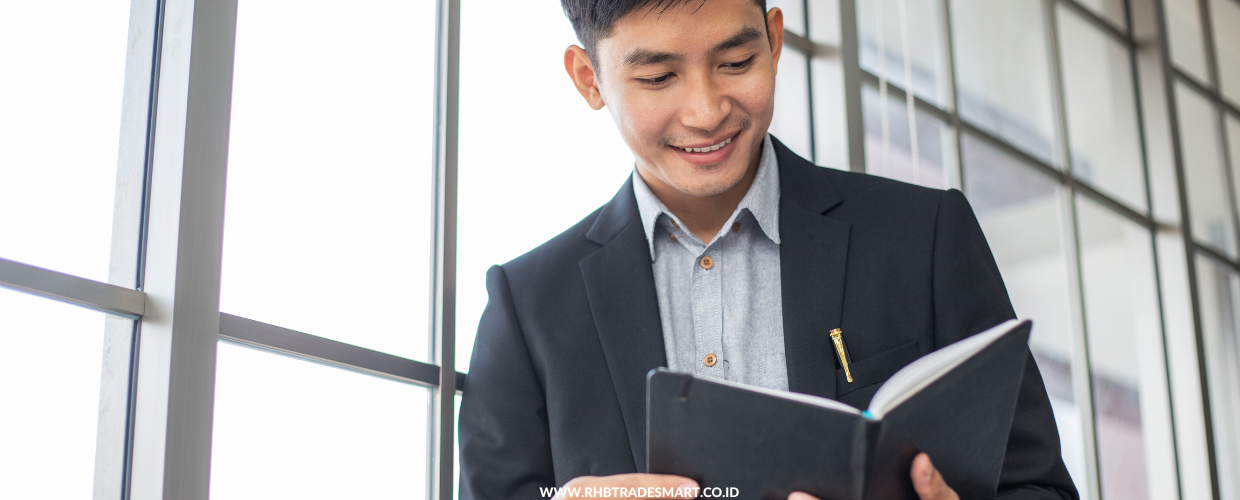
top-left (578, 139), bottom-right (849, 470)
top-left (580, 177), bottom-right (668, 473)
top-left (774, 138), bottom-right (849, 400)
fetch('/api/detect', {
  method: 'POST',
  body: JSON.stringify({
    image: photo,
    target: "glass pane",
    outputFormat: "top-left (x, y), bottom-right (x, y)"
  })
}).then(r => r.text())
top-left (1057, 5), bottom-right (1147, 212)
top-left (220, 0), bottom-right (437, 360)
top-left (1175, 84), bottom-right (1236, 257)
top-left (960, 134), bottom-right (1088, 488)
top-left (950, 0), bottom-right (1059, 166)
top-left (1212, 0), bottom-right (1240, 106)
top-left (862, 84), bottom-right (953, 189)
top-left (456, 0), bottom-right (634, 372)
top-left (1230, 116), bottom-right (1240, 215)
top-left (211, 342), bottom-right (430, 499)
top-left (0, 0), bottom-right (130, 281)
top-left (0, 288), bottom-right (108, 498)
top-left (857, 0), bottom-right (949, 107)
top-left (769, 0), bottom-right (806, 35)
top-left (1076, 197), bottom-right (1176, 500)
top-left (1195, 256), bottom-right (1240, 500)
top-left (1165, 0), bottom-right (1211, 84)
top-left (772, 48), bottom-right (814, 161)
top-left (1074, 0), bottom-right (1127, 31)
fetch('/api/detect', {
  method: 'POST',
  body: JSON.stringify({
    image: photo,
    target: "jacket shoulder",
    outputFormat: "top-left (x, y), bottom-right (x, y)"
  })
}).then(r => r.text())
top-left (499, 206), bottom-right (605, 283)
top-left (814, 166), bottom-right (951, 216)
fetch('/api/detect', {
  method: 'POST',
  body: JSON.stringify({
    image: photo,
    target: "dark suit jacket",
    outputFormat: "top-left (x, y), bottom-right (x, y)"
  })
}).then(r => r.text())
top-left (459, 138), bottom-right (1079, 499)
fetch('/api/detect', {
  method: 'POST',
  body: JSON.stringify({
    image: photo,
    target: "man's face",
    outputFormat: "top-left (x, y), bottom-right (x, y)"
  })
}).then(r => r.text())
top-left (590, 0), bottom-right (782, 198)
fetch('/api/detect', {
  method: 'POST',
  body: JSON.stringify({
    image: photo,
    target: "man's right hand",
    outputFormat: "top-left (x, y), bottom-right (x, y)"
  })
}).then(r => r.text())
top-left (552, 473), bottom-right (700, 499)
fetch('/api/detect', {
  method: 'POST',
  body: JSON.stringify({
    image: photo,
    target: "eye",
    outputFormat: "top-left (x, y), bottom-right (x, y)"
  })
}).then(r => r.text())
top-left (636, 73), bottom-right (674, 86)
top-left (722, 55), bottom-right (755, 70)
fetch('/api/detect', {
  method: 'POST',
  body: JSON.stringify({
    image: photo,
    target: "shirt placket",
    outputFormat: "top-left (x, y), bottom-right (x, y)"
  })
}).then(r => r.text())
top-left (691, 235), bottom-right (725, 380)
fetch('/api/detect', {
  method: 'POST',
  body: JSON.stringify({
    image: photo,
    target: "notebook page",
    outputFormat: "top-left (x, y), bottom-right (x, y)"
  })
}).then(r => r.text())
top-left (703, 376), bottom-right (862, 415)
top-left (865, 319), bottom-right (1023, 419)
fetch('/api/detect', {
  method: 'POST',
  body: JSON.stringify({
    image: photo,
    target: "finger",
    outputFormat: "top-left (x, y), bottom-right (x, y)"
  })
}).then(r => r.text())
top-left (910, 453), bottom-right (959, 500)
top-left (788, 492), bottom-right (821, 500)
top-left (591, 473), bottom-right (700, 498)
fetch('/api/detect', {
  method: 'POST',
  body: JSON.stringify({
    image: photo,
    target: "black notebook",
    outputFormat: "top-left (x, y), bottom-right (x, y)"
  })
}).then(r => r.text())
top-left (646, 319), bottom-right (1032, 500)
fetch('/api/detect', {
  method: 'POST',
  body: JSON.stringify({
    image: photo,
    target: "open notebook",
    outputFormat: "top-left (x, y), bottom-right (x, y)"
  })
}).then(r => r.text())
top-left (647, 319), bottom-right (1032, 500)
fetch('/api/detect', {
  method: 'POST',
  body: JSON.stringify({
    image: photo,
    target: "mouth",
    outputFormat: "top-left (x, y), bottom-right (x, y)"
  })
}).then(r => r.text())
top-left (669, 130), bottom-right (743, 166)
top-left (672, 135), bottom-right (734, 153)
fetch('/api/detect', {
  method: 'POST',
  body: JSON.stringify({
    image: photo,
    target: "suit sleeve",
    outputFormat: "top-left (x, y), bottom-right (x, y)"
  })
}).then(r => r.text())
top-left (458, 265), bottom-right (555, 500)
top-left (931, 189), bottom-right (1080, 499)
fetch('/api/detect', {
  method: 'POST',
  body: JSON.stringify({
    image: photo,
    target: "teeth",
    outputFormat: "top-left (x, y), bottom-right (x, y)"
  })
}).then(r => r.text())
top-left (679, 136), bottom-right (732, 153)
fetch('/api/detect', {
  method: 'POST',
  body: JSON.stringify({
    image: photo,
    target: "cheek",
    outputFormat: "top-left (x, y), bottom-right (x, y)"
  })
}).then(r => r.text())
top-left (607, 91), bottom-right (678, 149)
top-left (732, 74), bottom-right (776, 125)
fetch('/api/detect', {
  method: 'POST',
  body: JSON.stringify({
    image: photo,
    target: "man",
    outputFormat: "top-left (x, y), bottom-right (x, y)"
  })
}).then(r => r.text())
top-left (459, 1), bottom-right (1079, 499)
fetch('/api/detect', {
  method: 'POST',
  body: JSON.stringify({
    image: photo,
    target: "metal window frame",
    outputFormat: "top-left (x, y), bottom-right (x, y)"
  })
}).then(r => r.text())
top-left (1167, 0), bottom-right (1240, 497)
top-left (1, 0), bottom-right (464, 498)
top-left (840, 0), bottom-right (1198, 498)
top-left (2, 0), bottom-right (1236, 498)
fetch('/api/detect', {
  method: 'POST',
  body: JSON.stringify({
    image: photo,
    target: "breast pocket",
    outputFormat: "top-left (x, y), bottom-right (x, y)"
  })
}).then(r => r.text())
top-left (835, 340), bottom-right (922, 406)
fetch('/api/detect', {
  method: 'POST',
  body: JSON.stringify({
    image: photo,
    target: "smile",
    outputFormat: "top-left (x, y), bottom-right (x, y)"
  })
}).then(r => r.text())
top-left (674, 136), bottom-right (733, 153)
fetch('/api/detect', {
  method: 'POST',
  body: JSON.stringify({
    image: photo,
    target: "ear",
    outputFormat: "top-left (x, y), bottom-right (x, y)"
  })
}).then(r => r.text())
top-left (564, 45), bottom-right (606, 110)
top-left (766, 7), bottom-right (785, 74)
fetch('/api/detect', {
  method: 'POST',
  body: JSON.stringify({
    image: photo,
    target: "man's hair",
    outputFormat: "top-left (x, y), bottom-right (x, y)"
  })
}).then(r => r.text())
top-left (561, 0), bottom-right (769, 68)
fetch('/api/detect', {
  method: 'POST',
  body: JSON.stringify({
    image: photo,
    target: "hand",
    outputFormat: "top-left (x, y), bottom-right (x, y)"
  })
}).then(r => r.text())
top-left (553, 473), bottom-right (700, 499)
top-left (787, 453), bottom-right (959, 500)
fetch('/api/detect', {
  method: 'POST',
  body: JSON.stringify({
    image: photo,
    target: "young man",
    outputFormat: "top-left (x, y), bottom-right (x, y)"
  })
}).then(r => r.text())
top-left (459, 1), bottom-right (1079, 499)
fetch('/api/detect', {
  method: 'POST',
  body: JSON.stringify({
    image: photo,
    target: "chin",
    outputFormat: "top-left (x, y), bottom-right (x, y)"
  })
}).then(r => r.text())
top-left (673, 167), bottom-right (749, 197)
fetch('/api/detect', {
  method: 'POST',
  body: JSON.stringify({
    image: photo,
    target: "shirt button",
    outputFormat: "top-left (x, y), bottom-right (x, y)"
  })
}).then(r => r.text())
top-left (671, 219), bottom-right (680, 229)
top-left (704, 353), bottom-right (718, 367)
top-left (731, 222), bottom-right (740, 232)
top-left (699, 255), bottom-right (714, 269)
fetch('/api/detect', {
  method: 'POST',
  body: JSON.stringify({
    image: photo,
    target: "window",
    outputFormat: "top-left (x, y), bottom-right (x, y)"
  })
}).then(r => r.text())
top-left (220, 0), bottom-right (438, 360)
top-left (1076, 197), bottom-right (1177, 499)
top-left (0, 288), bottom-right (116, 499)
top-left (1057, 5), bottom-right (1146, 212)
top-left (949, 0), bottom-right (1059, 166)
top-left (0, 0), bottom-right (131, 281)
top-left (210, 343), bottom-right (430, 499)
top-left (1176, 83), bottom-right (1235, 258)
top-left (4, 1), bottom-right (1240, 499)
top-left (454, 0), bottom-right (634, 373)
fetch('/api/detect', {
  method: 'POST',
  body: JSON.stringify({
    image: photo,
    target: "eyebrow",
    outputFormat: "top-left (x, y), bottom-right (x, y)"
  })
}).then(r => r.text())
top-left (621, 25), bottom-right (765, 68)
top-left (710, 26), bottom-right (764, 53)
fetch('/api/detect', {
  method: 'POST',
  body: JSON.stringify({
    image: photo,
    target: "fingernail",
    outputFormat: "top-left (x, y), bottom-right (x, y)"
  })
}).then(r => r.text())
top-left (679, 481), bottom-right (697, 496)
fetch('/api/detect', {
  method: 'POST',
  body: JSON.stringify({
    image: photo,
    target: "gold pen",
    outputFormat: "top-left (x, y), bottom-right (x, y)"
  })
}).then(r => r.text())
top-left (829, 328), bottom-right (854, 383)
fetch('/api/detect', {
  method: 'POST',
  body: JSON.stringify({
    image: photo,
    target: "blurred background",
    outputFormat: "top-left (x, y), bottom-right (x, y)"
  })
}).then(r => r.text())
top-left (1, 0), bottom-right (1237, 499)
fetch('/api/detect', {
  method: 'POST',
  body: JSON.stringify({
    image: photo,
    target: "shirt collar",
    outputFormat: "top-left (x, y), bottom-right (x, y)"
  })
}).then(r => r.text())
top-left (632, 134), bottom-right (781, 259)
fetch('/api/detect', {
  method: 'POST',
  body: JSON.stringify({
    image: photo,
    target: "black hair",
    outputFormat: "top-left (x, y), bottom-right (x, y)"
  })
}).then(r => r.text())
top-left (561, 0), bottom-right (769, 68)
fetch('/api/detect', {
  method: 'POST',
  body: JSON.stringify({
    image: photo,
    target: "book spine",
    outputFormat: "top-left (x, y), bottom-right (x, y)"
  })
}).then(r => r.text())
top-left (849, 417), bottom-right (872, 500)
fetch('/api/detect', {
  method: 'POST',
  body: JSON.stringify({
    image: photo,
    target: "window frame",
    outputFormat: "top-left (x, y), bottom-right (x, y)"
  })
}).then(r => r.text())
top-left (1, 0), bottom-right (1238, 499)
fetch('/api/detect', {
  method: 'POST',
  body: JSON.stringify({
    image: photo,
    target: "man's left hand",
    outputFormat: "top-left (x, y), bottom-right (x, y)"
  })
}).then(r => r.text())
top-left (787, 453), bottom-right (959, 500)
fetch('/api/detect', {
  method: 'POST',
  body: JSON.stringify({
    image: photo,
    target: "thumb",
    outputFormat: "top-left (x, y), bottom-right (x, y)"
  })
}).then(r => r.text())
top-left (911, 453), bottom-right (958, 500)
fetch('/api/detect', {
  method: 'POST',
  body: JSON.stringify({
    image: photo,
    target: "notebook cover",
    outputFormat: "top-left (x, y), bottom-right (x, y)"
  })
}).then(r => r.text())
top-left (646, 320), bottom-right (1032, 500)
top-left (864, 320), bottom-right (1031, 499)
top-left (647, 370), bottom-right (868, 500)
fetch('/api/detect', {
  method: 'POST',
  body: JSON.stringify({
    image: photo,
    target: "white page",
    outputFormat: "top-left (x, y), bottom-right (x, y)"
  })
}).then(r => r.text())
top-left (694, 375), bottom-right (862, 415)
top-left (865, 319), bottom-right (1024, 419)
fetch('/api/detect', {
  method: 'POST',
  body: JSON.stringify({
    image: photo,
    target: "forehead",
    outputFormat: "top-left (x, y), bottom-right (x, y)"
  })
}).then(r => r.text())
top-left (595, 0), bottom-right (767, 67)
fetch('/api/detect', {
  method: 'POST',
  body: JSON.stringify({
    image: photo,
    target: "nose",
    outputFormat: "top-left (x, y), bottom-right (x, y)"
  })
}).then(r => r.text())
top-left (678, 72), bottom-right (731, 134)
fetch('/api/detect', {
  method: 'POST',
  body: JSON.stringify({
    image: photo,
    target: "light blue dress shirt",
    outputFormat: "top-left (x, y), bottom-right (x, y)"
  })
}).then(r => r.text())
top-left (631, 134), bottom-right (788, 391)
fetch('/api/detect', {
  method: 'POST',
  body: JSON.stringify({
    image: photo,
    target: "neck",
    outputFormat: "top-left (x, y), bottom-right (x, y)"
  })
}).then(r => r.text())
top-left (638, 148), bottom-right (762, 244)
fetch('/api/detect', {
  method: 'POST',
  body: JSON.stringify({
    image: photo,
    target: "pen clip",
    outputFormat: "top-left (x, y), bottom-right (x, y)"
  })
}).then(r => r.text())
top-left (829, 328), bottom-right (853, 383)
